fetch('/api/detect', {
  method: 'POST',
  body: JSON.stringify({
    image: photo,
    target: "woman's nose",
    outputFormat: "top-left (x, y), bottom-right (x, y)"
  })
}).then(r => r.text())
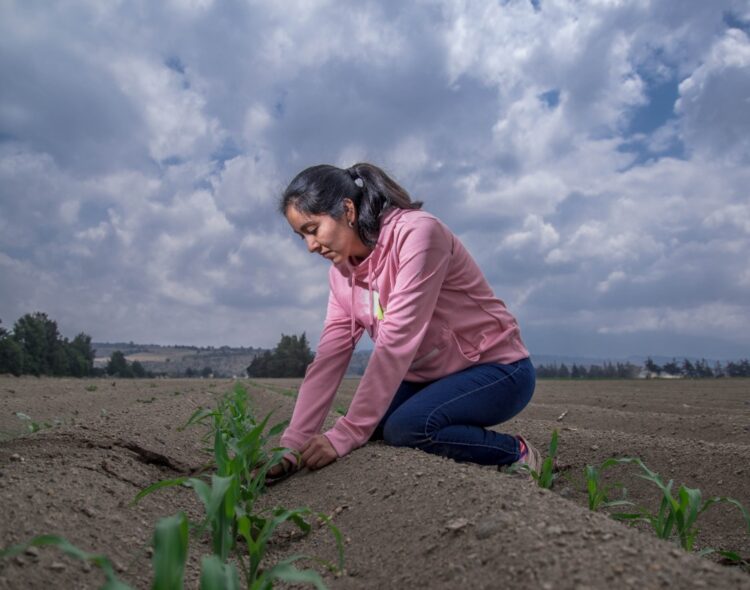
top-left (305, 235), bottom-right (319, 253)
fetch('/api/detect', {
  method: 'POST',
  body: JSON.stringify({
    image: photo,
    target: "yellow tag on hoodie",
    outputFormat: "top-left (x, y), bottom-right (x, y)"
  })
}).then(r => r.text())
top-left (373, 291), bottom-right (385, 321)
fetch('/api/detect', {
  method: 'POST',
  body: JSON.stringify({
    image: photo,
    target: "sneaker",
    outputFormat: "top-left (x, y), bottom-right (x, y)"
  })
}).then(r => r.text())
top-left (516, 435), bottom-right (542, 473)
top-left (500, 435), bottom-right (542, 474)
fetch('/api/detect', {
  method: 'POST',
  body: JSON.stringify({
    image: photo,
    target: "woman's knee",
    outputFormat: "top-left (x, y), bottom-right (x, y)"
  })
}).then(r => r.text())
top-left (382, 413), bottom-right (426, 448)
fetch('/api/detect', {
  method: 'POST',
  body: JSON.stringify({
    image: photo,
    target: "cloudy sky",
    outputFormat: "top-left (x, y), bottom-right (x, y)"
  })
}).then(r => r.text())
top-left (1, 0), bottom-right (749, 360)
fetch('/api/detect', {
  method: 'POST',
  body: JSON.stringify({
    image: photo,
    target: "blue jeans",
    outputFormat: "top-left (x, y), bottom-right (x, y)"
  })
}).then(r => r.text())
top-left (370, 358), bottom-right (535, 466)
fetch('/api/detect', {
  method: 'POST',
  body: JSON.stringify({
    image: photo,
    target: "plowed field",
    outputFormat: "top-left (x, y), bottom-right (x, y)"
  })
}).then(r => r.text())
top-left (1, 376), bottom-right (748, 589)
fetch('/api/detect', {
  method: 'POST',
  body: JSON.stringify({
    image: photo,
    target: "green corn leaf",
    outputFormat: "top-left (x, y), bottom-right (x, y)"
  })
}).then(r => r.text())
top-left (317, 514), bottom-right (345, 572)
top-left (291, 513), bottom-right (313, 535)
top-left (611, 512), bottom-right (646, 522)
top-left (548, 429), bottom-right (559, 458)
top-left (236, 419), bottom-right (270, 461)
top-left (189, 477), bottom-right (213, 510)
top-left (681, 486), bottom-right (702, 528)
top-left (716, 549), bottom-right (745, 563)
top-left (214, 427), bottom-right (231, 475)
top-left (267, 419), bottom-right (289, 437)
top-left (199, 555), bottom-right (241, 590)
top-left (152, 513), bottom-right (189, 590)
top-left (178, 407), bottom-right (216, 432)
top-left (699, 496), bottom-right (750, 532)
top-left (0, 535), bottom-right (131, 589)
top-left (257, 556), bottom-right (328, 590)
top-left (133, 477), bottom-right (188, 505)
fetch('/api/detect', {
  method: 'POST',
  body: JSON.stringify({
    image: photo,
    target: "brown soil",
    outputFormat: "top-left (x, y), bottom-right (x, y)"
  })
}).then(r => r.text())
top-left (0, 376), bottom-right (749, 589)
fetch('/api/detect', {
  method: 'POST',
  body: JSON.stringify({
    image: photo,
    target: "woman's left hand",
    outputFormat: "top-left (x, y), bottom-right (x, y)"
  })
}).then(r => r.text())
top-left (300, 434), bottom-right (338, 470)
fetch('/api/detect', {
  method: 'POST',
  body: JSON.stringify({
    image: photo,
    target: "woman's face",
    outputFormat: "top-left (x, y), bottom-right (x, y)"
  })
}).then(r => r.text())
top-left (286, 200), bottom-right (371, 265)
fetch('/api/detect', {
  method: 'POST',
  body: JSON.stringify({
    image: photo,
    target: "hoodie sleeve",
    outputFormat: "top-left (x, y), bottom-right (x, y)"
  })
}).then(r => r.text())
top-left (323, 218), bottom-right (453, 457)
top-left (280, 271), bottom-right (364, 453)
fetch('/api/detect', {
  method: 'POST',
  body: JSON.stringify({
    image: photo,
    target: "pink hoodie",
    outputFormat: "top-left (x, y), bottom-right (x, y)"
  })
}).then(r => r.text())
top-left (280, 208), bottom-right (529, 458)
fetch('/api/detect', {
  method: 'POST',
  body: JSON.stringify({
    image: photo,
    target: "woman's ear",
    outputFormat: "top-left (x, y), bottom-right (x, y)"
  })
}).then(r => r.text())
top-left (343, 198), bottom-right (357, 225)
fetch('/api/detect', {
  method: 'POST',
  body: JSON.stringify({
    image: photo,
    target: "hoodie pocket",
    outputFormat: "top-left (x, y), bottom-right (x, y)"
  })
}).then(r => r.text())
top-left (409, 324), bottom-right (451, 370)
top-left (451, 330), bottom-right (481, 362)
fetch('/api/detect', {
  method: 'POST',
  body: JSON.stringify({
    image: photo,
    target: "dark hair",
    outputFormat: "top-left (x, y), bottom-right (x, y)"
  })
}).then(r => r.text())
top-left (280, 163), bottom-right (423, 247)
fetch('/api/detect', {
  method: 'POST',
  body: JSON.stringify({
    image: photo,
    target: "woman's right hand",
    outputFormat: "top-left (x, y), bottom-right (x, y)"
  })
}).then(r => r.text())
top-left (265, 457), bottom-right (294, 485)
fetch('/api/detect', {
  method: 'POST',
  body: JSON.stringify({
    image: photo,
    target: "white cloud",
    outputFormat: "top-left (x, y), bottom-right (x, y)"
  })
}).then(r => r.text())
top-left (2, 0), bottom-right (750, 356)
top-left (243, 104), bottom-right (273, 146)
top-left (384, 136), bottom-right (430, 182)
top-left (596, 303), bottom-right (750, 339)
top-left (596, 270), bottom-right (627, 294)
top-left (500, 214), bottom-right (559, 252)
top-left (108, 55), bottom-right (224, 162)
top-left (545, 221), bottom-right (660, 265)
top-left (212, 153), bottom-right (280, 219)
top-left (677, 28), bottom-right (750, 162)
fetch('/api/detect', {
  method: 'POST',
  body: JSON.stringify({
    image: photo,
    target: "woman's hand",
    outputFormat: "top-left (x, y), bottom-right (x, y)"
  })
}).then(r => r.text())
top-left (266, 458), bottom-right (292, 479)
top-left (301, 434), bottom-right (338, 470)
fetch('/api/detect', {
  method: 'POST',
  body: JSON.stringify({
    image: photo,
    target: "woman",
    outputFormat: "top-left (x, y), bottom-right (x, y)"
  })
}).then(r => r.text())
top-left (271, 163), bottom-right (538, 479)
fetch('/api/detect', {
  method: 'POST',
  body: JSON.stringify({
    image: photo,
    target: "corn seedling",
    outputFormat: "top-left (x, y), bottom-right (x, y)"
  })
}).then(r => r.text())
top-left (200, 554), bottom-right (242, 589)
top-left (86, 384), bottom-right (98, 392)
top-left (507, 429), bottom-right (560, 488)
top-left (536, 429), bottom-right (560, 488)
top-left (584, 458), bottom-right (633, 512)
top-left (238, 508), bottom-right (340, 589)
top-left (611, 458), bottom-right (750, 554)
top-left (136, 382), bottom-right (343, 588)
top-left (15, 411), bottom-right (51, 433)
top-left (152, 512), bottom-right (189, 590)
top-left (0, 535), bottom-right (131, 589)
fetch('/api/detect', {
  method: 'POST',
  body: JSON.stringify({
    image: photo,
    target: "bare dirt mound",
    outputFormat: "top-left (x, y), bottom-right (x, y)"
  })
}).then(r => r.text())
top-left (1, 377), bottom-right (749, 589)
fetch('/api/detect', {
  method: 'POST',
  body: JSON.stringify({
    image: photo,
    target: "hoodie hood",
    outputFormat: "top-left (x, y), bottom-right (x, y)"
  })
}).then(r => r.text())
top-left (339, 207), bottom-right (405, 282)
top-left (339, 208), bottom-right (407, 344)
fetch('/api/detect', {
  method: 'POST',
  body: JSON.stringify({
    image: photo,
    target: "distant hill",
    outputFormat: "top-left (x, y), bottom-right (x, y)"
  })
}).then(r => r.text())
top-left (93, 342), bottom-right (373, 378)
top-left (92, 343), bottom-right (735, 379)
top-left (93, 342), bottom-right (263, 378)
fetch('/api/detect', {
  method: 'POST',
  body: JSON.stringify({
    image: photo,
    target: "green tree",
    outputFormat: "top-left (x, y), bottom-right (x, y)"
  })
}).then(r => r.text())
top-left (131, 360), bottom-right (147, 378)
top-left (106, 350), bottom-right (133, 378)
top-left (571, 364), bottom-right (588, 378)
top-left (681, 358), bottom-right (697, 378)
top-left (644, 357), bottom-right (661, 376)
top-left (0, 337), bottom-right (24, 376)
top-left (69, 332), bottom-right (95, 376)
top-left (695, 358), bottom-right (713, 378)
top-left (662, 358), bottom-right (680, 376)
top-left (247, 333), bottom-right (314, 377)
top-left (65, 347), bottom-right (89, 377)
top-left (12, 312), bottom-right (59, 375)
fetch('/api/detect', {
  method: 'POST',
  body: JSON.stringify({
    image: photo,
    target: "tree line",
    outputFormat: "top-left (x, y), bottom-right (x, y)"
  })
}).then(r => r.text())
top-left (0, 312), bottom-right (155, 378)
top-left (536, 357), bottom-right (750, 379)
top-left (3, 312), bottom-right (747, 380)
top-left (536, 361), bottom-right (640, 379)
top-left (0, 313), bottom-right (95, 377)
top-left (642, 356), bottom-right (750, 378)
